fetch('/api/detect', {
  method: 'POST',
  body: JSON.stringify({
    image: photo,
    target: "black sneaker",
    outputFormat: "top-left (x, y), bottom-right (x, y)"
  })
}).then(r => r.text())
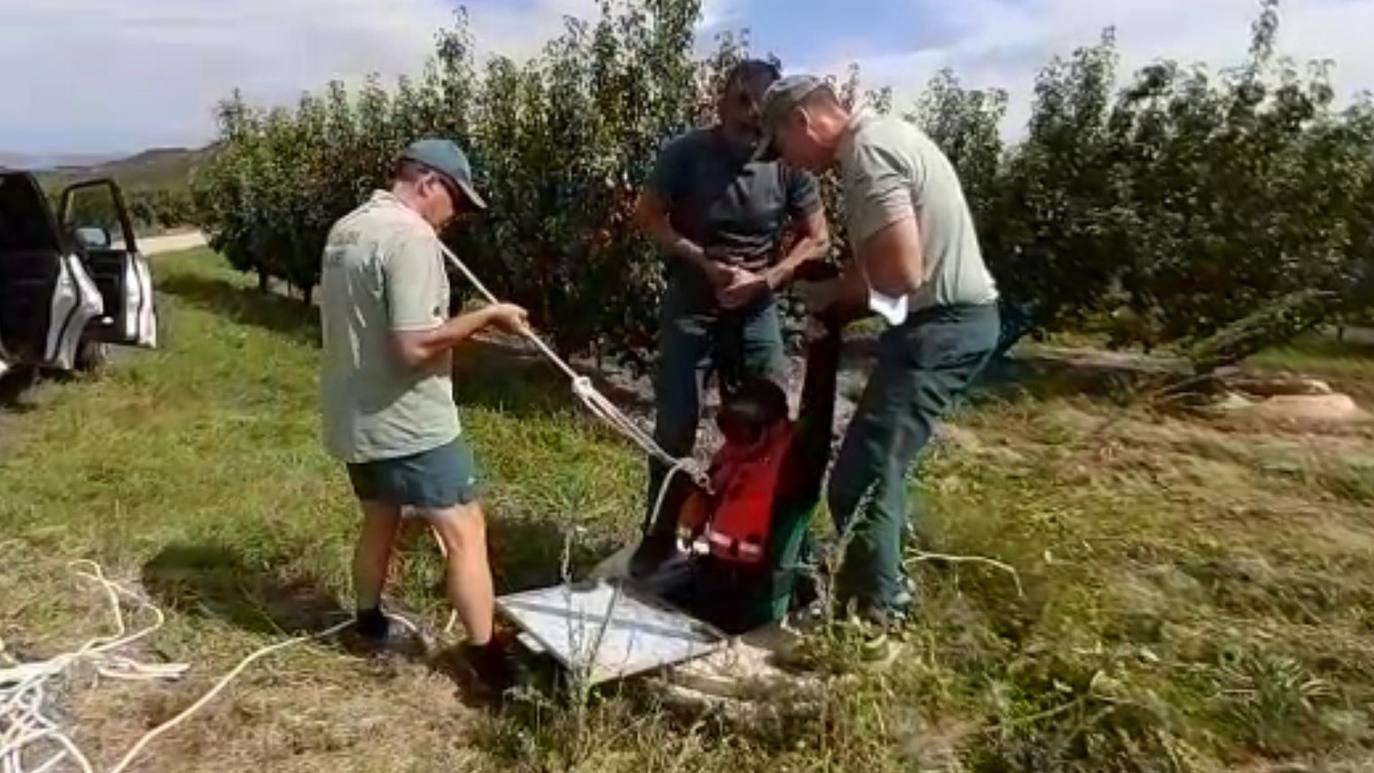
top-left (466, 640), bottom-right (517, 690)
top-left (434, 639), bottom-right (517, 705)
top-left (345, 608), bottom-right (425, 658)
top-left (355, 607), bottom-right (390, 641)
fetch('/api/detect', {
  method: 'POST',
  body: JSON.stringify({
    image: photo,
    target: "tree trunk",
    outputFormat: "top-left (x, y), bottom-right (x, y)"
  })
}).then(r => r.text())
top-left (257, 270), bottom-right (269, 293)
top-left (303, 284), bottom-right (313, 307)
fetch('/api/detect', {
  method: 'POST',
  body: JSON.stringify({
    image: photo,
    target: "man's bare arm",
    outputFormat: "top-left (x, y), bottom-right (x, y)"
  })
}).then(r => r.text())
top-left (818, 215), bottom-right (923, 324)
top-left (860, 213), bottom-right (924, 298)
top-left (633, 190), bottom-right (732, 287)
top-left (765, 207), bottom-right (831, 290)
top-left (390, 303), bottom-right (528, 370)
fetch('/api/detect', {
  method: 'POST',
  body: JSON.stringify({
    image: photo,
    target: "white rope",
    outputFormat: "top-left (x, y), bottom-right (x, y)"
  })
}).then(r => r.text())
top-left (1, 561), bottom-right (186, 773)
top-left (104, 617), bottom-right (354, 773)
top-left (437, 242), bottom-right (706, 488)
top-left (0, 562), bottom-right (418, 773)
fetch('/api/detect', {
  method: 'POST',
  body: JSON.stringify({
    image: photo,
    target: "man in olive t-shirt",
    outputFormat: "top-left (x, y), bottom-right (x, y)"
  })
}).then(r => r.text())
top-left (761, 76), bottom-right (1001, 632)
top-left (630, 60), bottom-right (831, 576)
top-left (320, 139), bottom-right (527, 678)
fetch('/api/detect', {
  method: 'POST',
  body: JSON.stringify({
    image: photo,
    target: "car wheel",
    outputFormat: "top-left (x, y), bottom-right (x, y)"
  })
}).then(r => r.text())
top-left (75, 339), bottom-right (110, 373)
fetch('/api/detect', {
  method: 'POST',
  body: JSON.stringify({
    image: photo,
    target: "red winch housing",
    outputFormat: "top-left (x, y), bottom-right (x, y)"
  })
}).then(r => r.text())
top-left (700, 423), bottom-right (794, 565)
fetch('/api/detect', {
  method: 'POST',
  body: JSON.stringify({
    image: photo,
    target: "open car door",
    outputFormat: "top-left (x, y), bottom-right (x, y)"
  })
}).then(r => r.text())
top-left (59, 179), bottom-right (157, 349)
top-left (0, 172), bottom-right (104, 371)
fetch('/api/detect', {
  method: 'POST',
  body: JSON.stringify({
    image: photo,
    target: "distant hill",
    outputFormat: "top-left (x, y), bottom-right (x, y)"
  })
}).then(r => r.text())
top-left (0, 151), bottom-right (121, 170)
top-left (29, 145), bottom-right (216, 194)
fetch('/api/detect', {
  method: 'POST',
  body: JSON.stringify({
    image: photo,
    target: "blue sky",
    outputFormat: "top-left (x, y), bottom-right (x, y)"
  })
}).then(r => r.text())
top-left (2, 0), bottom-right (1372, 159)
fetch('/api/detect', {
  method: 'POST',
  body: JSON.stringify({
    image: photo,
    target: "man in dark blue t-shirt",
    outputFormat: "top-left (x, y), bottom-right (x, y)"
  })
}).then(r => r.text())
top-left (630, 60), bottom-right (831, 576)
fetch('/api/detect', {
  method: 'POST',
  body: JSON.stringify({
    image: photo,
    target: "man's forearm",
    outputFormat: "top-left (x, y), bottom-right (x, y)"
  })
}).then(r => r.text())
top-left (636, 192), bottom-right (710, 273)
top-left (769, 233), bottom-right (827, 288)
top-left (397, 307), bottom-right (496, 366)
top-left (648, 222), bottom-right (716, 276)
top-left (767, 210), bottom-right (831, 288)
top-left (438, 306), bottom-right (500, 348)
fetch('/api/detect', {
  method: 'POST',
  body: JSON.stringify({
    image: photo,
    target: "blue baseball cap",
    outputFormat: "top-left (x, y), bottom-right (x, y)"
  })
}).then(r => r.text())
top-left (399, 138), bottom-right (487, 210)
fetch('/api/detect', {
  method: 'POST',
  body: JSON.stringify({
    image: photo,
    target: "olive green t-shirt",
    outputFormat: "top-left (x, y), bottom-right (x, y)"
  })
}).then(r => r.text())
top-left (838, 110), bottom-right (999, 313)
top-left (319, 191), bottom-right (459, 463)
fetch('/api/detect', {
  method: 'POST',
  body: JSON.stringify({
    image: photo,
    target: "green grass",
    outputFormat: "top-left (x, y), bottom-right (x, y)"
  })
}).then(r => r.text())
top-left (3, 249), bottom-right (1374, 771)
top-left (1248, 332), bottom-right (1374, 384)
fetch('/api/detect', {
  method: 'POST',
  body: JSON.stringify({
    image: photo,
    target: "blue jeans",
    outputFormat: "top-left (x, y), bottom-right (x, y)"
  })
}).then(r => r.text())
top-left (643, 273), bottom-right (788, 536)
top-left (827, 302), bottom-right (1000, 610)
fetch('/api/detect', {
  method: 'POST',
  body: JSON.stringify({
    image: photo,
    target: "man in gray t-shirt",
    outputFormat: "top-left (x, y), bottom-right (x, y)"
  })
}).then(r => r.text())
top-left (761, 76), bottom-right (1001, 633)
top-left (320, 139), bottom-right (527, 677)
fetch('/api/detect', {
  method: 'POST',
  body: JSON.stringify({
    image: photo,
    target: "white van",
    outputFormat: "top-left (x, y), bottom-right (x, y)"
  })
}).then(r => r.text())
top-left (0, 172), bottom-right (156, 377)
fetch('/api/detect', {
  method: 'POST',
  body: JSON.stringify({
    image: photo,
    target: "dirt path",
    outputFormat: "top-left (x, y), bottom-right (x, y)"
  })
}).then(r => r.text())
top-left (140, 230), bottom-right (207, 255)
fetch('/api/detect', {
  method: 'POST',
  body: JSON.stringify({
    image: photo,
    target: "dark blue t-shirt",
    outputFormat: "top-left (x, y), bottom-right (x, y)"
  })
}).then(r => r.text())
top-left (648, 128), bottom-right (821, 273)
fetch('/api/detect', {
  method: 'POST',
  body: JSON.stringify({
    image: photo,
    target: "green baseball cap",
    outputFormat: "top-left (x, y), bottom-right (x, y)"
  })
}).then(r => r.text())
top-left (399, 138), bottom-right (487, 211)
top-left (759, 74), bottom-right (829, 160)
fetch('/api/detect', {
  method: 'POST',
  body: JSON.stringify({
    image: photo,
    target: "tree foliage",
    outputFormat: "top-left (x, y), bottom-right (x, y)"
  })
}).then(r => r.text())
top-left (193, 0), bottom-right (1374, 368)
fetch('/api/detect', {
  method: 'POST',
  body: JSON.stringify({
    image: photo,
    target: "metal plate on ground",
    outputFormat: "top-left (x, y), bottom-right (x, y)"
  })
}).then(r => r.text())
top-left (497, 580), bottom-right (726, 685)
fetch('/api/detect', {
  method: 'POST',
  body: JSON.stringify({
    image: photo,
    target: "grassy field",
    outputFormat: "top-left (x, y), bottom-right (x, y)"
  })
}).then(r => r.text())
top-left (3, 248), bottom-right (1374, 771)
top-left (1248, 333), bottom-right (1374, 395)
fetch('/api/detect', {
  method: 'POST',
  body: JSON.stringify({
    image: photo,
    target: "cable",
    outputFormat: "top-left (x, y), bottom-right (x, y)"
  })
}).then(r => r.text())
top-left (436, 242), bottom-right (707, 490)
top-left (105, 618), bottom-right (353, 773)
top-left (1, 562), bottom-right (420, 773)
top-left (1, 562), bottom-right (185, 773)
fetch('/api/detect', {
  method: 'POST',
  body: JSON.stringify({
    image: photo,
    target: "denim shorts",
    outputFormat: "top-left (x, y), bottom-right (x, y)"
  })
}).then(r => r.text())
top-left (346, 437), bottom-right (480, 510)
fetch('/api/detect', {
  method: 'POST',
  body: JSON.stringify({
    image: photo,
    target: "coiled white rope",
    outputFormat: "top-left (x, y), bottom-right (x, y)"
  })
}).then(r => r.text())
top-left (1, 561), bottom-right (423, 773)
top-left (1, 560), bottom-right (186, 773)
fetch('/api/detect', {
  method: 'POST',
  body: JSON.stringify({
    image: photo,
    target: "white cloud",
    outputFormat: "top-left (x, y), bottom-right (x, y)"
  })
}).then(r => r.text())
top-left (2, 0), bottom-right (1369, 153)
top-left (0, 0), bottom-right (597, 154)
top-left (795, 0), bottom-right (1374, 136)
top-left (700, 0), bottom-right (745, 32)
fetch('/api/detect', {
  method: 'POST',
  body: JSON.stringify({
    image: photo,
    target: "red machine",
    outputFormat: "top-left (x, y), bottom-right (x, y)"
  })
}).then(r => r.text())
top-left (702, 422), bottom-right (793, 564)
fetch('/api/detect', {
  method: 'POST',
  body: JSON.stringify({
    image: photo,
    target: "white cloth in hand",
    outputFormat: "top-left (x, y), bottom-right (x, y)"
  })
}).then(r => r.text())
top-left (868, 288), bottom-right (909, 326)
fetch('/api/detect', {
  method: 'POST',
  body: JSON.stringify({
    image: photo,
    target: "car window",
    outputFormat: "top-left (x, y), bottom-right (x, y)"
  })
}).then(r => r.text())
top-left (0, 175), bottom-right (59, 252)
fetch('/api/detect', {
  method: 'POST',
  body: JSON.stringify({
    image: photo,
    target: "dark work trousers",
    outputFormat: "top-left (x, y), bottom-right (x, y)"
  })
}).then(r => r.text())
top-left (827, 302), bottom-right (1000, 611)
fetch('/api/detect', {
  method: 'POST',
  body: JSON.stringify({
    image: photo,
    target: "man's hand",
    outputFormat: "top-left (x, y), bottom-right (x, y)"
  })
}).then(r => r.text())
top-left (717, 266), bottom-right (769, 310)
top-left (698, 255), bottom-right (738, 291)
top-left (483, 302), bottom-right (530, 335)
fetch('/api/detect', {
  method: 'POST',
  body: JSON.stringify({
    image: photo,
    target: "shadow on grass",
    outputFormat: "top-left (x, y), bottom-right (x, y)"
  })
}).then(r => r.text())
top-left (490, 514), bottom-right (628, 595)
top-left (976, 349), bottom-right (1183, 404)
top-left (0, 366), bottom-right (39, 414)
top-left (157, 273), bottom-right (321, 346)
top-left (454, 339), bottom-right (567, 419)
top-left (454, 337), bottom-right (655, 419)
top-left (141, 543), bottom-right (345, 636)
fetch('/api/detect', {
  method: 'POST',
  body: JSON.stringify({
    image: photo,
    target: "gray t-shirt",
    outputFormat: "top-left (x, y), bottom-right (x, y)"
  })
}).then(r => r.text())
top-left (838, 110), bottom-right (998, 313)
top-left (648, 128), bottom-right (821, 274)
top-left (319, 191), bottom-right (460, 463)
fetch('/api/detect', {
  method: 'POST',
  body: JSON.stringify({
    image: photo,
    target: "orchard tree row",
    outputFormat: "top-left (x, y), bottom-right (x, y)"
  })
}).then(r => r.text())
top-left (192, 0), bottom-right (1374, 368)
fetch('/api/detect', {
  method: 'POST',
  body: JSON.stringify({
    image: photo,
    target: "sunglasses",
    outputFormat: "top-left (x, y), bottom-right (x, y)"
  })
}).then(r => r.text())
top-left (426, 173), bottom-right (460, 205)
